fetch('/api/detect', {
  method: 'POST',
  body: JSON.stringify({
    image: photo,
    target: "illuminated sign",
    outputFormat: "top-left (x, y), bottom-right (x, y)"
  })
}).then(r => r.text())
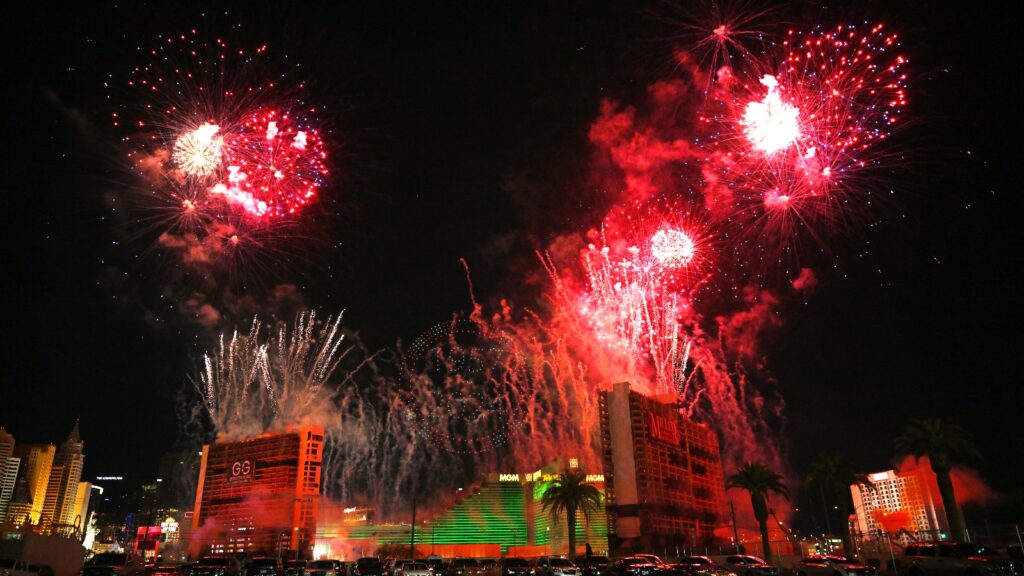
top-left (96, 476), bottom-right (123, 481)
top-left (227, 460), bottom-right (255, 482)
top-left (870, 472), bottom-right (891, 482)
top-left (585, 474), bottom-right (605, 483)
top-left (499, 473), bottom-right (521, 482)
top-left (647, 411), bottom-right (681, 446)
top-left (569, 458), bottom-right (579, 469)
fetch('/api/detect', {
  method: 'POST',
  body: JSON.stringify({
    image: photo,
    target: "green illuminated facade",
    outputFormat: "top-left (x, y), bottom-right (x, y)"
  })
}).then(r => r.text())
top-left (345, 461), bottom-right (609, 556)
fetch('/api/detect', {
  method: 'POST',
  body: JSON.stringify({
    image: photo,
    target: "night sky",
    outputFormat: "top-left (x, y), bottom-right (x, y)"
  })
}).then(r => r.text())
top-left (3, 1), bottom-right (1021, 528)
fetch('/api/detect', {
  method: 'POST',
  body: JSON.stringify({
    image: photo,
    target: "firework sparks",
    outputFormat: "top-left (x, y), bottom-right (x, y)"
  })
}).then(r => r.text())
top-left (742, 75), bottom-right (801, 155)
top-left (211, 109), bottom-right (329, 219)
top-left (197, 311), bottom-right (348, 440)
top-left (173, 122), bottom-right (224, 177)
top-left (651, 228), bottom-right (697, 268)
top-left (572, 239), bottom-right (693, 397)
top-left (114, 31), bottom-right (332, 286)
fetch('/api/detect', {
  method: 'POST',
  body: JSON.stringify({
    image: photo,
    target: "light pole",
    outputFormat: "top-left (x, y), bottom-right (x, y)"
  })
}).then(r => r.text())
top-left (730, 500), bottom-right (740, 553)
top-left (410, 494), bottom-right (418, 559)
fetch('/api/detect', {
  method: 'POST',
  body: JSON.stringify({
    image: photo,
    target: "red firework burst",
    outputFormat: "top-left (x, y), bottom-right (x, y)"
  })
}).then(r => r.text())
top-left (692, 21), bottom-right (909, 258)
top-left (210, 108), bottom-right (329, 219)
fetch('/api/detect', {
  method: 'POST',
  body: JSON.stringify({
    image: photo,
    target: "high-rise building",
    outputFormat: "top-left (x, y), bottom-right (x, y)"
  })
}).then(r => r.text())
top-left (191, 426), bottom-right (323, 557)
top-left (73, 481), bottom-right (94, 535)
top-left (0, 428), bottom-right (20, 524)
top-left (42, 422), bottom-right (85, 531)
top-left (599, 382), bottom-right (727, 554)
top-left (42, 463), bottom-right (64, 528)
top-left (6, 475), bottom-right (33, 526)
top-left (851, 468), bottom-right (947, 539)
top-left (12, 443), bottom-right (56, 524)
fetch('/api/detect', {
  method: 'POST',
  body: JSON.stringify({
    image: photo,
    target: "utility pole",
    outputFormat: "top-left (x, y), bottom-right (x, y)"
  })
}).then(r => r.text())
top-left (410, 493), bottom-right (417, 559)
top-left (818, 482), bottom-right (833, 550)
top-left (730, 500), bottom-right (740, 553)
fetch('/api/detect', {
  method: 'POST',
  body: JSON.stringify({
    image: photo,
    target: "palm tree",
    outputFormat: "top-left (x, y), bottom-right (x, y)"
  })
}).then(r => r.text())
top-left (807, 454), bottom-right (872, 558)
top-left (541, 469), bottom-right (603, 558)
top-left (895, 418), bottom-right (980, 541)
top-left (727, 462), bottom-right (790, 564)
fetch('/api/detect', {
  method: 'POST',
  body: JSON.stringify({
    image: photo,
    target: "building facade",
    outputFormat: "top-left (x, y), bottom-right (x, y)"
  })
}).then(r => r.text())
top-left (72, 481), bottom-right (93, 535)
top-left (12, 443), bottom-right (55, 525)
top-left (191, 426), bottom-right (323, 557)
top-left (851, 469), bottom-right (946, 539)
top-left (41, 422), bottom-right (85, 532)
top-left (0, 428), bottom-right (19, 524)
top-left (599, 382), bottom-right (727, 554)
top-left (319, 460), bottom-right (608, 559)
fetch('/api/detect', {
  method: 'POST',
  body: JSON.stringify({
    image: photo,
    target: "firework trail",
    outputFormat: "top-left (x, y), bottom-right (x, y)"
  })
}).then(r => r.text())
top-left (196, 311), bottom-right (347, 440)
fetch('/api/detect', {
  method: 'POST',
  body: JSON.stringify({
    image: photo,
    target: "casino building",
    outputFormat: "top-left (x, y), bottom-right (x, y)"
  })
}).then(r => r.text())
top-left (317, 460), bottom-right (609, 559)
top-left (599, 382), bottom-right (727, 554)
top-left (851, 467), bottom-right (949, 541)
top-left (191, 426), bottom-right (323, 557)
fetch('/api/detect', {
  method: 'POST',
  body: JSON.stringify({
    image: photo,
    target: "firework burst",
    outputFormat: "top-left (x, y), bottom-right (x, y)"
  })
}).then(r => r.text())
top-left (113, 30), bottom-right (331, 284)
top-left (688, 20), bottom-right (910, 260)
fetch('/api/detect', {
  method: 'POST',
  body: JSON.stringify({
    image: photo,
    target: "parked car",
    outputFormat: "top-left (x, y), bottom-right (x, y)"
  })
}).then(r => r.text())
top-left (669, 557), bottom-right (734, 576)
top-left (388, 562), bottom-right (413, 576)
top-left (903, 542), bottom-right (1015, 576)
top-left (145, 567), bottom-right (180, 576)
top-left (576, 557), bottom-right (612, 576)
top-left (722, 557), bottom-right (779, 576)
top-left (633, 559), bottom-right (664, 569)
top-left (191, 558), bottom-right (242, 576)
top-left (400, 564), bottom-right (432, 576)
top-left (498, 559), bottom-right (533, 576)
top-left (447, 560), bottom-right (482, 576)
top-left (81, 553), bottom-right (147, 576)
top-left (285, 563), bottom-right (308, 576)
top-left (354, 559), bottom-right (386, 576)
top-left (305, 562), bottom-right (344, 576)
top-left (613, 558), bottom-right (659, 576)
top-left (796, 556), bottom-right (876, 576)
top-left (478, 560), bottom-right (499, 576)
top-left (248, 559), bottom-right (284, 576)
top-left (424, 559), bottom-right (445, 576)
top-left (535, 558), bottom-right (579, 576)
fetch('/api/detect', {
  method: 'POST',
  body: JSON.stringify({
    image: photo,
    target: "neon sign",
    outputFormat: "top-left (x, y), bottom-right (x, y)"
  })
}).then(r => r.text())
top-left (227, 460), bottom-right (254, 482)
top-left (647, 411), bottom-right (681, 446)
